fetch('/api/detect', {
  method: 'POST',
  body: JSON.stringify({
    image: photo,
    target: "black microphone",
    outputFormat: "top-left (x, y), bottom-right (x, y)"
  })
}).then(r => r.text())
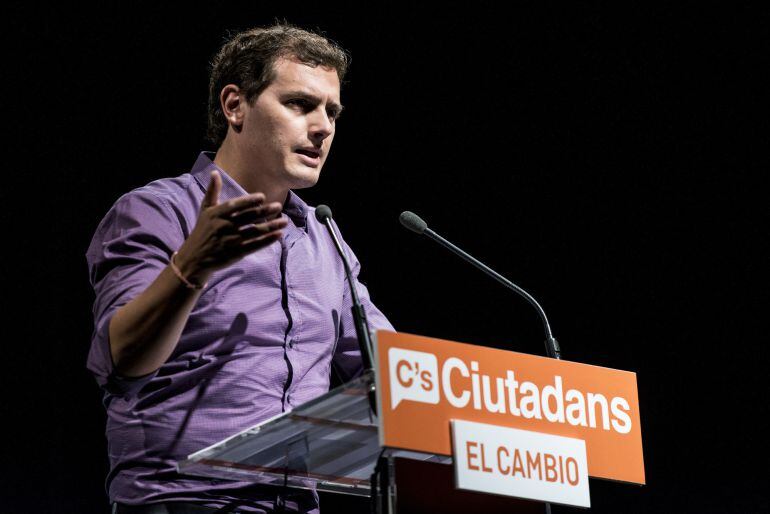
top-left (315, 205), bottom-right (376, 373)
top-left (399, 211), bottom-right (561, 360)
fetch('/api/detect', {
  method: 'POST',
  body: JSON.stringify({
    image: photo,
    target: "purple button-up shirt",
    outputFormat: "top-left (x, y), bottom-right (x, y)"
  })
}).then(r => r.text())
top-left (86, 152), bottom-right (393, 512)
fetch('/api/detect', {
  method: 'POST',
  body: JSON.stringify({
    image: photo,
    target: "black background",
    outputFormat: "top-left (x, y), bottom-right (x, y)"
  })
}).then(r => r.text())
top-left (5, 2), bottom-right (767, 513)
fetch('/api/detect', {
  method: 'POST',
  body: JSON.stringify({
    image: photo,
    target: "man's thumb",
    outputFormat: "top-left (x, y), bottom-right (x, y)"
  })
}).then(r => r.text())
top-left (201, 170), bottom-right (222, 210)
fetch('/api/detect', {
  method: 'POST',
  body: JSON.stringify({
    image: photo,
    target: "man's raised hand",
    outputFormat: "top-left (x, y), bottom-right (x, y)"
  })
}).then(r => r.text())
top-left (174, 170), bottom-right (288, 284)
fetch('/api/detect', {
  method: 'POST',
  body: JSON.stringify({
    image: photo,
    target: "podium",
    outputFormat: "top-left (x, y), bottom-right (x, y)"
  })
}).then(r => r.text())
top-left (178, 331), bottom-right (644, 512)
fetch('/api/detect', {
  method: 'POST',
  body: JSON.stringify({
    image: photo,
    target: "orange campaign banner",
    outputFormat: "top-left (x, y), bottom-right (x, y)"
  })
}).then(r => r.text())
top-left (374, 331), bottom-right (645, 485)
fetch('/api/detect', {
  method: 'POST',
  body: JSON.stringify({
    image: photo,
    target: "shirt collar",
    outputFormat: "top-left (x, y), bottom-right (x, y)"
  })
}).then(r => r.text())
top-left (190, 151), bottom-right (308, 229)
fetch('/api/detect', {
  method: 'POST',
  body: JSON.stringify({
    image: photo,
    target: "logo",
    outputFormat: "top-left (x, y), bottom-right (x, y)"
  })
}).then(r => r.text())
top-left (388, 348), bottom-right (440, 409)
top-left (387, 348), bottom-right (632, 435)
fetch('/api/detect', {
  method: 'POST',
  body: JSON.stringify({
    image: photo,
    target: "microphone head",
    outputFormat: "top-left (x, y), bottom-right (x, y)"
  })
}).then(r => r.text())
top-left (315, 204), bottom-right (333, 222)
top-left (399, 211), bottom-right (428, 234)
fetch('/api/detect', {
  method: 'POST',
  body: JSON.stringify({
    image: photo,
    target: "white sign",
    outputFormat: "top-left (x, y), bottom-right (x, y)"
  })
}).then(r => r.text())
top-left (451, 419), bottom-right (590, 508)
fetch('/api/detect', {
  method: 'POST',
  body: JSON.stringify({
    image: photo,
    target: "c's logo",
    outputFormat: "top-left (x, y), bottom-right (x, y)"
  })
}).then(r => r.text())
top-left (389, 348), bottom-right (440, 409)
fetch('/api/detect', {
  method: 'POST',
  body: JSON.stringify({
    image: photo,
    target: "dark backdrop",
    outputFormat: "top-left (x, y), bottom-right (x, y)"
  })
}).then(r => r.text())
top-left (5, 2), bottom-right (766, 513)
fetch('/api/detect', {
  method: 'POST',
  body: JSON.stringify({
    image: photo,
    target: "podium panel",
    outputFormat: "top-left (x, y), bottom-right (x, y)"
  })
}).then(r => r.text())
top-left (376, 331), bottom-right (645, 485)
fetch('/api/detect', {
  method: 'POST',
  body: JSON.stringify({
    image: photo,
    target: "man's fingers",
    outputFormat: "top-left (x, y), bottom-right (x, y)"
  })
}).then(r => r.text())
top-left (217, 218), bottom-right (285, 253)
top-left (201, 170), bottom-right (222, 210)
top-left (229, 202), bottom-right (283, 227)
top-left (237, 217), bottom-right (288, 238)
top-left (209, 193), bottom-right (268, 218)
top-left (238, 230), bottom-right (284, 253)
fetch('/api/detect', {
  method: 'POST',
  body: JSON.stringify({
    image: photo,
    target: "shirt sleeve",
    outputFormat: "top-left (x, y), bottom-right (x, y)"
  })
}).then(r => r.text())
top-left (334, 226), bottom-right (395, 382)
top-left (85, 189), bottom-right (185, 398)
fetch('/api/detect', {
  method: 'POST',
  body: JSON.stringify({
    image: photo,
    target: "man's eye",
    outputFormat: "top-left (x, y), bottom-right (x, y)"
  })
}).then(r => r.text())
top-left (288, 99), bottom-right (311, 110)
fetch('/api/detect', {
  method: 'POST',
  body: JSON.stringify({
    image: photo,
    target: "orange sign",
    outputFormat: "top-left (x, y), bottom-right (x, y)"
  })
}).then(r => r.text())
top-left (374, 331), bottom-right (645, 484)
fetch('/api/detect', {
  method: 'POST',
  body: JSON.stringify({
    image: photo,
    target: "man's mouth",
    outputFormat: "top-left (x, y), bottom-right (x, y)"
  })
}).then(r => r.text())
top-left (295, 147), bottom-right (322, 168)
top-left (295, 148), bottom-right (321, 159)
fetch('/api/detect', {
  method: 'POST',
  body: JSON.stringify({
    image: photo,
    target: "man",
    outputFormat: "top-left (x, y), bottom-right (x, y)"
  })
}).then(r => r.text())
top-left (86, 24), bottom-right (393, 513)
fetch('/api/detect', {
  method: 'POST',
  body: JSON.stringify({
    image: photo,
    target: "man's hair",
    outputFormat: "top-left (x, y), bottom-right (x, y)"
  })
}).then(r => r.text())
top-left (206, 24), bottom-right (350, 147)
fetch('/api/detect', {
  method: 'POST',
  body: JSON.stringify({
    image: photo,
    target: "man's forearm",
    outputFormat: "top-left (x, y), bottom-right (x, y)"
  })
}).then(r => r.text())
top-left (105, 172), bottom-right (286, 378)
top-left (108, 258), bottom-right (209, 378)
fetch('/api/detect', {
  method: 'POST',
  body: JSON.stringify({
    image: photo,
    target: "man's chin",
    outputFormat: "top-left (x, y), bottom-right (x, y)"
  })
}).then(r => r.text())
top-left (287, 170), bottom-right (321, 190)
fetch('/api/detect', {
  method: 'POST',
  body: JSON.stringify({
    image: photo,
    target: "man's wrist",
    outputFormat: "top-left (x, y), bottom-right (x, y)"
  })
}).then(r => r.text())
top-left (171, 249), bottom-right (211, 288)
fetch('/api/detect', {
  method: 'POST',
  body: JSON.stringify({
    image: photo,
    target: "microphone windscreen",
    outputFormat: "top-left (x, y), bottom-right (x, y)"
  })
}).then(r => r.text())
top-left (315, 204), bottom-right (333, 222)
top-left (399, 211), bottom-right (428, 234)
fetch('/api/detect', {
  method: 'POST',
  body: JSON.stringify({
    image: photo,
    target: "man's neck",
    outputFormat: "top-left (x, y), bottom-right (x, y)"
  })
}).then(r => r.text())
top-left (213, 139), bottom-right (289, 206)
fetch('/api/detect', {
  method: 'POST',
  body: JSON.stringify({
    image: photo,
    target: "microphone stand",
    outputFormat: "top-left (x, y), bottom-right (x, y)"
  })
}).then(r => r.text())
top-left (401, 213), bottom-right (562, 514)
top-left (402, 213), bottom-right (561, 361)
top-left (316, 206), bottom-right (377, 415)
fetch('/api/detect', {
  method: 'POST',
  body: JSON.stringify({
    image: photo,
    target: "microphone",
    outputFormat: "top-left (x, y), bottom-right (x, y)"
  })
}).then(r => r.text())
top-left (399, 211), bottom-right (561, 360)
top-left (315, 205), bottom-right (376, 373)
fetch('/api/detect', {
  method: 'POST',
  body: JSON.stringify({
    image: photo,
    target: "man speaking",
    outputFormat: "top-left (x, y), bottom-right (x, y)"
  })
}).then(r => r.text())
top-left (86, 24), bottom-right (393, 513)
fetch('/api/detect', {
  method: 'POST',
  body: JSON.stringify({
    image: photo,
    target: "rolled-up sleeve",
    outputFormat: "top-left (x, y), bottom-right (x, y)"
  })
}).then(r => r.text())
top-left (85, 190), bottom-right (184, 397)
top-left (334, 229), bottom-right (394, 381)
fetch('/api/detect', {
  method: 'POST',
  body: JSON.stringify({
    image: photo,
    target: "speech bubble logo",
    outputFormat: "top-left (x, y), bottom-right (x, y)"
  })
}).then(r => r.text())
top-left (389, 347), bottom-right (440, 410)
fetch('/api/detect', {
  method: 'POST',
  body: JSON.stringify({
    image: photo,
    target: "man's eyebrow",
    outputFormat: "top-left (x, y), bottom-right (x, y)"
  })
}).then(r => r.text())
top-left (283, 90), bottom-right (344, 113)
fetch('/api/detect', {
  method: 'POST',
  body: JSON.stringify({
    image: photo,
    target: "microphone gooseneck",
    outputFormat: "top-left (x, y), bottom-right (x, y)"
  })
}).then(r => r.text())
top-left (399, 211), bottom-right (561, 360)
top-left (315, 205), bottom-right (376, 372)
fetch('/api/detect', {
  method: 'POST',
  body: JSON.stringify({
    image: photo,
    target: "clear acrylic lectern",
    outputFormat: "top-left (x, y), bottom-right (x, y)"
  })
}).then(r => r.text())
top-left (177, 371), bottom-right (449, 498)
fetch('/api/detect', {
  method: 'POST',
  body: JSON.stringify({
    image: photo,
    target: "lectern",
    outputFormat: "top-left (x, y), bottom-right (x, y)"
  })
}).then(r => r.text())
top-left (178, 331), bottom-right (644, 512)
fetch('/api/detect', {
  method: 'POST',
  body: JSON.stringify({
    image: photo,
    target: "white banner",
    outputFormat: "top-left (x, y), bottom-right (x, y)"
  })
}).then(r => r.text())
top-left (451, 419), bottom-right (590, 508)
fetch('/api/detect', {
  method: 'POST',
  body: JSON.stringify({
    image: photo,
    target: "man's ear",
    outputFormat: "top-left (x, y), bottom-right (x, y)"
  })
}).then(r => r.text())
top-left (220, 84), bottom-right (245, 130)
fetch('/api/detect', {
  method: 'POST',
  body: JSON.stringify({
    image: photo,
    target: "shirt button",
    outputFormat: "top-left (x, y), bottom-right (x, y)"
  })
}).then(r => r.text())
top-left (288, 339), bottom-right (294, 348)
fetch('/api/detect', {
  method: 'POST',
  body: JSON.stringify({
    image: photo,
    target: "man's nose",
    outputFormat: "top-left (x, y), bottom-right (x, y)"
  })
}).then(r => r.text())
top-left (309, 109), bottom-right (334, 142)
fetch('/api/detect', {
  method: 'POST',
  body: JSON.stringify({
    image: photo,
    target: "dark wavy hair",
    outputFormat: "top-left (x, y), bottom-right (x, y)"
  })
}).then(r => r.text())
top-left (206, 24), bottom-right (350, 147)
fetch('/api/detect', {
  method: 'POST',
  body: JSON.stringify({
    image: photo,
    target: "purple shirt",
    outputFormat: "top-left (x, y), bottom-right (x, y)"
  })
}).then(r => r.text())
top-left (86, 152), bottom-right (393, 512)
